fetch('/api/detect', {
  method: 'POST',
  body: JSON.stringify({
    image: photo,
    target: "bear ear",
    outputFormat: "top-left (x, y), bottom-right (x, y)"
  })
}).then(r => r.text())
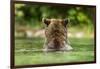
top-left (63, 18), bottom-right (70, 27)
top-left (42, 18), bottom-right (51, 26)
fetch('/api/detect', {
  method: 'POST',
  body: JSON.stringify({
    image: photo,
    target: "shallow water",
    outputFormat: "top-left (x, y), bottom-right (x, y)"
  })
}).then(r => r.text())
top-left (15, 37), bottom-right (95, 65)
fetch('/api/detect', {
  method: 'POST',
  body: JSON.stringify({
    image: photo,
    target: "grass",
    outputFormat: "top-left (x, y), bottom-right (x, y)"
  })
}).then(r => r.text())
top-left (15, 37), bottom-right (95, 66)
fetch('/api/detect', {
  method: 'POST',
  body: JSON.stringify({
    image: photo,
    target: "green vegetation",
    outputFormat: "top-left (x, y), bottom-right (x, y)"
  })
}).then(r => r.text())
top-left (15, 4), bottom-right (95, 29)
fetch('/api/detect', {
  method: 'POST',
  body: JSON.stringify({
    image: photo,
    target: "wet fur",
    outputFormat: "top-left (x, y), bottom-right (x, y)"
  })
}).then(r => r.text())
top-left (43, 19), bottom-right (73, 52)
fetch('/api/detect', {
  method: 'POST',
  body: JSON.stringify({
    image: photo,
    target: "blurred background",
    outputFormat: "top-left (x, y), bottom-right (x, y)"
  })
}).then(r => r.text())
top-left (15, 4), bottom-right (95, 38)
top-left (14, 3), bottom-right (96, 65)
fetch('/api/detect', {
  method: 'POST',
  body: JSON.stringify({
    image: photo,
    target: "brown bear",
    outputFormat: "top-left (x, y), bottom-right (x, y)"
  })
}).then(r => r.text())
top-left (42, 18), bottom-right (73, 52)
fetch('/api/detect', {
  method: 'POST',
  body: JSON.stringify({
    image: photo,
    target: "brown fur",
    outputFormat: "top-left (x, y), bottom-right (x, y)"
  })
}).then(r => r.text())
top-left (43, 18), bottom-right (73, 51)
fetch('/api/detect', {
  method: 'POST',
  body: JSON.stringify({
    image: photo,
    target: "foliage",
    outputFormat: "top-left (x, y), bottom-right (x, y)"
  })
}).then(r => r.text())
top-left (15, 4), bottom-right (95, 28)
